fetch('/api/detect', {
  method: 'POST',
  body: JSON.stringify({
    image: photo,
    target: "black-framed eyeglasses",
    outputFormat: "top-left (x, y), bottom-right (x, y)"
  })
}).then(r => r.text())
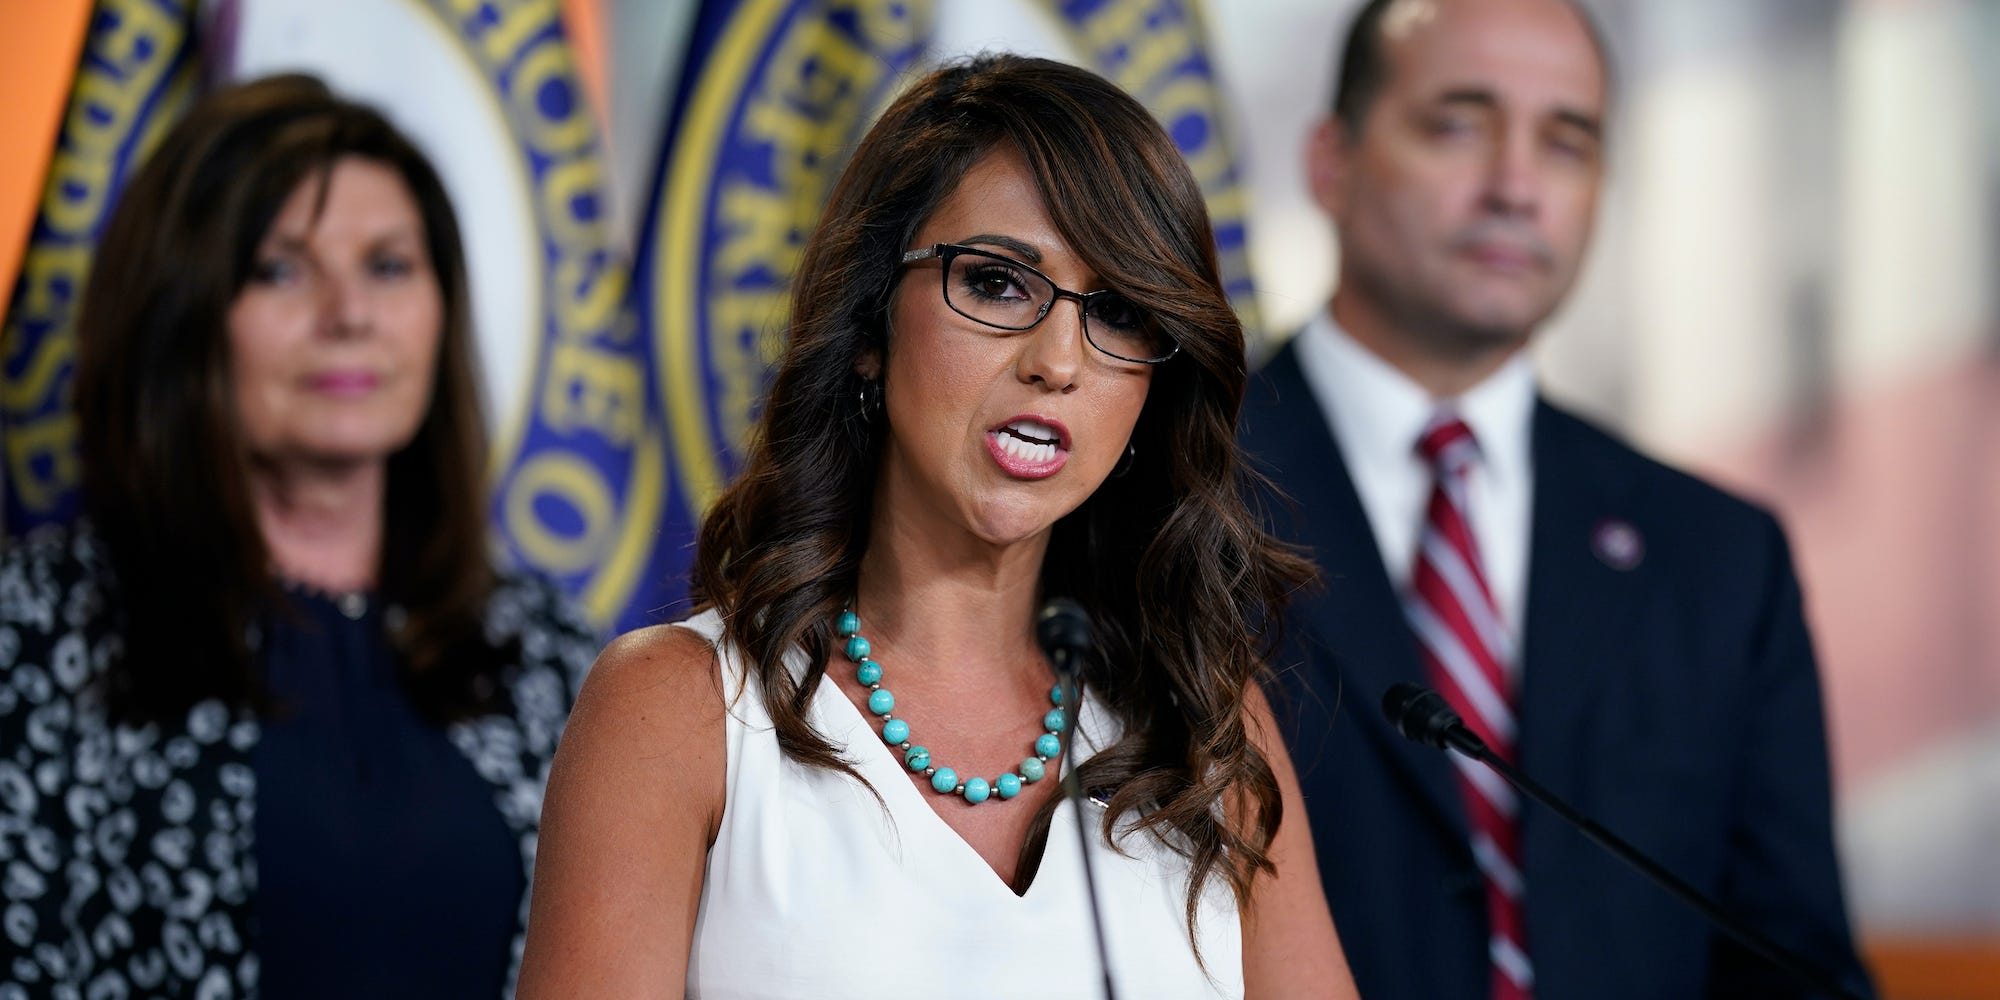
top-left (899, 243), bottom-right (1180, 364)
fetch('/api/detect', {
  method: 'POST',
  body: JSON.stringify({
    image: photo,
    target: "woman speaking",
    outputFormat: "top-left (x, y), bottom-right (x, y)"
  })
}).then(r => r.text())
top-left (520, 55), bottom-right (1358, 999)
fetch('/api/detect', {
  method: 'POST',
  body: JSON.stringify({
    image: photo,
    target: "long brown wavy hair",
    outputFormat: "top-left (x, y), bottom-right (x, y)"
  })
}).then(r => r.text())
top-left (690, 55), bottom-right (1314, 939)
top-left (73, 74), bottom-right (510, 724)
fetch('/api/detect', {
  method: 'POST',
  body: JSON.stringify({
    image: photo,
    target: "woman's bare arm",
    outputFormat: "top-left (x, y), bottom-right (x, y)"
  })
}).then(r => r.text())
top-left (516, 625), bottom-right (729, 998)
top-left (1240, 684), bottom-right (1360, 999)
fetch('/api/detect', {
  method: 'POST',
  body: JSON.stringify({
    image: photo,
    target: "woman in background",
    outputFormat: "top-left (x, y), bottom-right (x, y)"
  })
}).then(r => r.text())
top-left (520, 55), bottom-right (1358, 999)
top-left (0, 75), bottom-right (595, 998)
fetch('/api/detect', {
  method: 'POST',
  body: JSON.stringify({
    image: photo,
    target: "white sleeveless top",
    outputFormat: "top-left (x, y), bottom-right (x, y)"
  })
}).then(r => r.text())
top-left (676, 610), bottom-right (1244, 1000)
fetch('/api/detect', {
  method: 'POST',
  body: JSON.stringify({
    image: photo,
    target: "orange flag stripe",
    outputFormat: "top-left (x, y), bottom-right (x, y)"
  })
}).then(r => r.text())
top-left (560, 0), bottom-right (610, 134)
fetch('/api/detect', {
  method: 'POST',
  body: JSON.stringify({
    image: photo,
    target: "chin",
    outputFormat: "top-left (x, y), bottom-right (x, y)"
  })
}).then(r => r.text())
top-left (964, 493), bottom-right (1078, 548)
top-left (968, 515), bottom-right (1053, 549)
top-left (1447, 301), bottom-right (1547, 345)
top-left (288, 430), bottom-right (420, 467)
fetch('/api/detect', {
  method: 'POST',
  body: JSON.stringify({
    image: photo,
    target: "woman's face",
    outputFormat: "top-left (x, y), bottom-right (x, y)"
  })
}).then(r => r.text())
top-left (228, 157), bottom-right (443, 470)
top-left (874, 145), bottom-right (1155, 548)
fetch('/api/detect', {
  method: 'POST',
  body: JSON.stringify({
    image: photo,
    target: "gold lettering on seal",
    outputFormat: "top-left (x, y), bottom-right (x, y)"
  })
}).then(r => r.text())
top-left (502, 452), bottom-right (614, 573)
top-left (1045, 0), bottom-right (1262, 334)
top-left (430, 0), bottom-right (638, 580)
top-left (2, 0), bottom-right (188, 515)
top-left (703, 0), bottom-right (913, 452)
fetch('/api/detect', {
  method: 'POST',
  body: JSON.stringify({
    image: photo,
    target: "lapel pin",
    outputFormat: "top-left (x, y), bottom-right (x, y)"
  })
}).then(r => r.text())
top-left (1592, 518), bottom-right (1644, 571)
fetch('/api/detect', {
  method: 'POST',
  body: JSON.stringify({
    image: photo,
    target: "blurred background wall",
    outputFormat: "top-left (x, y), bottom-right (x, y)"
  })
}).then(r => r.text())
top-left (5, 0), bottom-right (1994, 993)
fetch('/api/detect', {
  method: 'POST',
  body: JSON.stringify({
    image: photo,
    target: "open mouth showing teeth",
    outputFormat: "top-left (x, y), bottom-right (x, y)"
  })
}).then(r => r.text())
top-left (994, 419), bottom-right (1066, 465)
top-left (1002, 422), bottom-right (1059, 446)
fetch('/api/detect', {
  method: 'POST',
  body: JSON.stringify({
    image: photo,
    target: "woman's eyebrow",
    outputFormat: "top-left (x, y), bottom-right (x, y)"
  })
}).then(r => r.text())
top-left (959, 233), bottom-right (1042, 263)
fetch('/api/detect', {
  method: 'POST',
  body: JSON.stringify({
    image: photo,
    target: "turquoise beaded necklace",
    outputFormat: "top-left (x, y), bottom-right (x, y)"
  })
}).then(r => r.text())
top-left (836, 609), bottom-right (1065, 805)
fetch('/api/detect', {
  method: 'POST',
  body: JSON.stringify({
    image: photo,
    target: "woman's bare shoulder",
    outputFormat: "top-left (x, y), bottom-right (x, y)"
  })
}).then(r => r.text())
top-left (565, 622), bottom-right (729, 756)
top-left (589, 622), bottom-right (723, 691)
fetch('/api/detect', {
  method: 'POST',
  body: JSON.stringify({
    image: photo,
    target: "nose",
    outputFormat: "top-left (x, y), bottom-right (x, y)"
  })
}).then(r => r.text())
top-left (1481, 129), bottom-right (1543, 219)
top-left (1017, 295), bottom-right (1086, 392)
top-left (322, 270), bottom-right (372, 339)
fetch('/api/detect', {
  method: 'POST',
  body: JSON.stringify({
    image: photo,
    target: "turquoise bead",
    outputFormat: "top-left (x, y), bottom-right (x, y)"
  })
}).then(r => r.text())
top-left (829, 609), bottom-right (1052, 808)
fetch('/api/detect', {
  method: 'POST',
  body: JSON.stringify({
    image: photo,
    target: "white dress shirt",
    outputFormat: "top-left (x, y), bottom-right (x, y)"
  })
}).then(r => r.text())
top-left (1291, 311), bottom-right (1538, 662)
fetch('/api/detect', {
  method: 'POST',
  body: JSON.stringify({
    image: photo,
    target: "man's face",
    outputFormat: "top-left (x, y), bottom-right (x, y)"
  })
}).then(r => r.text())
top-left (1312, 0), bottom-right (1606, 348)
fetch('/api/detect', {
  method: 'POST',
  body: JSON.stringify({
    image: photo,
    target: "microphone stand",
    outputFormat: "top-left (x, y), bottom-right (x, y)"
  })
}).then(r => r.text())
top-left (1048, 644), bottom-right (1119, 1000)
top-left (1386, 683), bottom-right (1867, 1000)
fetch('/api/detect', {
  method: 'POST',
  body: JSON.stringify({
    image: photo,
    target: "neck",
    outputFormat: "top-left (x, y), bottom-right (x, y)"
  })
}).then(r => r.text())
top-left (854, 509), bottom-right (1048, 690)
top-left (1330, 289), bottom-right (1528, 399)
top-left (249, 457), bottom-right (387, 593)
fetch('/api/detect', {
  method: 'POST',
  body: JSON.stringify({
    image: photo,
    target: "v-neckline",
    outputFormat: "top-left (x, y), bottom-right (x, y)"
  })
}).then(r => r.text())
top-left (805, 664), bottom-right (1101, 900)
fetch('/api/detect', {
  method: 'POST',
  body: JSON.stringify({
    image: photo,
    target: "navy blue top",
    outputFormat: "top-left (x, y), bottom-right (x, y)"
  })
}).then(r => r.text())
top-left (252, 586), bottom-right (523, 999)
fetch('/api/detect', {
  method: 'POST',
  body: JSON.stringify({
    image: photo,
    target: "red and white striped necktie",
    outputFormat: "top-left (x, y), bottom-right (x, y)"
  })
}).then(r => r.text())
top-left (1405, 414), bottom-right (1533, 1000)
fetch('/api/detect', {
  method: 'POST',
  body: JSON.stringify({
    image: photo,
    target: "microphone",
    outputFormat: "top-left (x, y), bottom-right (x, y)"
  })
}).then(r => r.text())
top-left (1381, 681), bottom-right (1486, 757)
top-left (1036, 598), bottom-right (1118, 1000)
top-left (1381, 682), bottom-right (1868, 1000)
top-left (1036, 597), bottom-right (1095, 676)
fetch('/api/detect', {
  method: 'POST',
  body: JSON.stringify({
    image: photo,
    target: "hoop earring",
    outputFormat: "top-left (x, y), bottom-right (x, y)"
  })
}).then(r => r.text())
top-left (1111, 441), bottom-right (1136, 478)
top-left (856, 379), bottom-right (884, 422)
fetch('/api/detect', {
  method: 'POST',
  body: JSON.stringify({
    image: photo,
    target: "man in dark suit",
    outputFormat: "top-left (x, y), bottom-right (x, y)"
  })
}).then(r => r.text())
top-left (1240, 1), bottom-right (1875, 997)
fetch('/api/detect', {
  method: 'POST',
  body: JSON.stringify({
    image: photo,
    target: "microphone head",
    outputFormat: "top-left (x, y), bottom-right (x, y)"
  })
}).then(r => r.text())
top-left (1381, 682), bottom-right (1466, 750)
top-left (1035, 598), bottom-right (1096, 658)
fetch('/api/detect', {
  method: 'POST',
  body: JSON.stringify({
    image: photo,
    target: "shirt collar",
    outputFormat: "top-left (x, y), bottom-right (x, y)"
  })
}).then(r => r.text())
top-left (1294, 309), bottom-right (1537, 486)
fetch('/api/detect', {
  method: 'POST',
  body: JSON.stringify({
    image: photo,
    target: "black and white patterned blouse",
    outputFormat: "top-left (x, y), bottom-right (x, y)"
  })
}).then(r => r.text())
top-left (0, 524), bottom-right (600, 998)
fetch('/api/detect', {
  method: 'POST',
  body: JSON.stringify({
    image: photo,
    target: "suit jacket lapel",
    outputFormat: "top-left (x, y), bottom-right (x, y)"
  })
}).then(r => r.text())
top-left (1249, 345), bottom-right (1466, 836)
top-left (1516, 398), bottom-right (1653, 988)
top-left (1517, 401), bottom-right (1645, 786)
